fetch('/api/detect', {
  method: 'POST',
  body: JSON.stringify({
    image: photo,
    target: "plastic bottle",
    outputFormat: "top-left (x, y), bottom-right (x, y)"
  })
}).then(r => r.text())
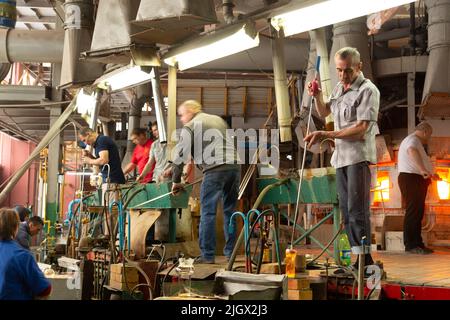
top-left (285, 248), bottom-right (297, 278)
top-left (338, 233), bottom-right (352, 266)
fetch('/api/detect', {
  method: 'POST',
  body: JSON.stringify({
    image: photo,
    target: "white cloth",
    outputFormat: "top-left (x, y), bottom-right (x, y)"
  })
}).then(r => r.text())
top-left (398, 133), bottom-right (433, 174)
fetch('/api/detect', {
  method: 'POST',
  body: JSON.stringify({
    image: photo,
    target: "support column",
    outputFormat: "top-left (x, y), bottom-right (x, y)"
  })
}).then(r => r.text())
top-left (271, 26), bottom-right (292, 142)
top-left (167, 66), bottom-right (177, 147)
top-left (46, 107), bottom-right (62, 244)
top-left (407, 72), bottom-right (416, 133)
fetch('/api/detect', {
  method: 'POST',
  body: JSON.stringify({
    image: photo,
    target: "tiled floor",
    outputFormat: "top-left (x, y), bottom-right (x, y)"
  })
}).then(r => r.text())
top-left (296, 246), bottom-right (450, 288)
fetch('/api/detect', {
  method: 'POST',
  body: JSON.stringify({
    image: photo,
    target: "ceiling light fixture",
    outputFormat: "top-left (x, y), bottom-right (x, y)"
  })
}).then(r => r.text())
top-left (270, 0), bottom-right (417, 37)
top-left (163, 22), bottom-right (260, 71)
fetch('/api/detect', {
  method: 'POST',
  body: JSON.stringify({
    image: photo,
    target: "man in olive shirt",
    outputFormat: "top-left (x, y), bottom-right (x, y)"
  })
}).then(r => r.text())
top-left (169, 100), bottom-right (240, 264)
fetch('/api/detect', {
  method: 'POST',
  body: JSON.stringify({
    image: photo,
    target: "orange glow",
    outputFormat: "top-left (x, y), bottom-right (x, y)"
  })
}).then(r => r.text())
top-left (373, 173), bottom-right (390, 202)
top-left (437, 180), bottom-right (450, 200)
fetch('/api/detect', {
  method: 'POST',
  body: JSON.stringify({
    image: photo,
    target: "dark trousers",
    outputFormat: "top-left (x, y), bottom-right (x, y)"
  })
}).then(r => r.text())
top-left (336, 162), bottom-right (372, 254)
top-left (398, 173), bottom-right (430, 250)
top-left (199, 169), bottom-right (240, 260)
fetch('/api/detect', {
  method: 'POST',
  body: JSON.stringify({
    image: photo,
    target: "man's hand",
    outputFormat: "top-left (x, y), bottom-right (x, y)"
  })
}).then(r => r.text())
top-left (307, 79), bottom-right (321, 97)
top-left (420, 169), bottom-right (432, 179)
top-left (304, 130), bottom-right (327, 149)
top-left (136, 175), bottom-right (142, 183)
top-left (163, 167), bottom-right (173, 178)
top-left (171, 182), bottom-right (184, 195)
top-left (82, 155), bottom-right (92, 165)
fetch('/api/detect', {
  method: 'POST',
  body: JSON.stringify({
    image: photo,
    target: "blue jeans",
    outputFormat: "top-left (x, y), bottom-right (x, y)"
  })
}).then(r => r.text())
top-left (199, 169), bottom-right (240, 260)
top-left (336, 162), bottom-right (371, 254)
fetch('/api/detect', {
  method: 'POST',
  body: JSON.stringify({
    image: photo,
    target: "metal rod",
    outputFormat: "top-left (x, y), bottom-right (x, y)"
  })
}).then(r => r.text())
top-left (133, 178), bottom-right (203, 208)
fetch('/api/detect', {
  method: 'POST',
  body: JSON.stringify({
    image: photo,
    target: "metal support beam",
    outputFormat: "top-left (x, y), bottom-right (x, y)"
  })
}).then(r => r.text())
top-left (374, 56), bottom-right (428, 77)
top-left (17, 0), bottom-right (53, 8)
top-left (0, 85), bottom-right (48, 102)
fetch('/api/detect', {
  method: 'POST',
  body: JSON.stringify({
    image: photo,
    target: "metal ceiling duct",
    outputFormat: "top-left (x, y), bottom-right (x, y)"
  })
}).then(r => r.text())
top-left (329, 17), bottom-right (374, 88)
top-left (131, 0), bottom-right (218, 45)
top-left (0, 29), bottom-right (64, 63)
top-left (82, 0), bottom-right (158, 65)
top-left (59, 0), bottom-right (104, 89)
top-left (419, 0), bottom-right (450, 119)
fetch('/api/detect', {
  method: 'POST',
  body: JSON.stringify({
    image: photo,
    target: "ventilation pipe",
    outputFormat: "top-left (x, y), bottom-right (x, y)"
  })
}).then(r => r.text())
top-left (150, 68), bottom-right (167, 144)
top-left (422, 0), bottom-right (450, 101)
top-left (329, 17), bottom-right (374, 88)
top-left (222, 0), bottom-right (240, 24)
top-left (122, 83), bottom-right (150, 166)
top-left (59, 0), bottom-right (104, 88)
top-left (0, 29), bottom-right (64, 63)
top-left (271, 26), bottom-right (292, 142)
top-left (83, 0), bottom-right (154, 64)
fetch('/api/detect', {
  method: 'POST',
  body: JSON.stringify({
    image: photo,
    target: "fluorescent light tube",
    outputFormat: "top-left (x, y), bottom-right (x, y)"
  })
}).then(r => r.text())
top-left (163, 22), bottom-right (260, 71)
top-left (271, 0), bottom-right (416, 37)
top-left (95, 64), bottom-right (152, 92)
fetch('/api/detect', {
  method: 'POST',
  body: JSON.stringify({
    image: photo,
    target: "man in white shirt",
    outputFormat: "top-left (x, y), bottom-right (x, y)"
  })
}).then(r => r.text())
top-left (398, 121), bottom-right (438, 254)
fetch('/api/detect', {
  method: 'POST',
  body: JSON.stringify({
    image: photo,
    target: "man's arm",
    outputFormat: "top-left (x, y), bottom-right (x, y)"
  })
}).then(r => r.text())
top-left (407, 146), bottom-right (432, 178)
top-left (304, 120), bottom-right (370, 148)
top-left (123, 162), bottom-right (137, 175)
top-left (83, 150), bottom-right (109, 166)
top-left (137, 156), bottom-right (156, 182)
top-left (307, 80), bottom-right (331, 118)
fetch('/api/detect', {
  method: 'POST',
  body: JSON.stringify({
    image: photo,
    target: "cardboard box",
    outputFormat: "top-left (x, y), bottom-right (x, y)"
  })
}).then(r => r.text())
top-left (385, 231), bottom-right (405, 251)
top-left (288, 289), bottom-right (313, 300)
top-left (109, 279), bottom-right (138, 291)
top-left (288, 277), bottom-right (310, 290)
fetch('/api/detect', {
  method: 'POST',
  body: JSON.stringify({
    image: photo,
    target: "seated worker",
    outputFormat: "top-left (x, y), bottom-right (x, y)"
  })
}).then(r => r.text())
top-left (123, 128), bottom-right (154, 183)
top-left (0, 208), bottom-right (51, 300)
top-left (15, 216), bottom-right (44, 250)
top-left (14, 205), bottom-right (31, 222)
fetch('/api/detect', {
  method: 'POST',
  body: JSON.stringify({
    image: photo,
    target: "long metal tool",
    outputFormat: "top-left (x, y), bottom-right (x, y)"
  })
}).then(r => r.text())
top-left (133, 178), bottom-right (203, 208)
top-left (290, 56), bottom-right (321, 249)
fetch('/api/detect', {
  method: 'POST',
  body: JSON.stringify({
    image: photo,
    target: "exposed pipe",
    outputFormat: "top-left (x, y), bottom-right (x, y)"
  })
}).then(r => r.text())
top-left (122, 83), bottom-right (149, 167)
top-left (329, 17), bottom-right (374, 88)
top-left (422, 0), bottom-right (450, 102)
top-left (60, 0), bottom-right (104, 88)
top-left (409, 3), bottom-right (417, 55)
top-left (222, 0), bottom-right (239, 24)
top-left (270, 26), bottom-right (292, 142)
top-left (0, 98), bottom-right (78, 206)
top-left (150, 67), bottom-right (167, 143)
top-left (0, 29), bottom-right (64, 63)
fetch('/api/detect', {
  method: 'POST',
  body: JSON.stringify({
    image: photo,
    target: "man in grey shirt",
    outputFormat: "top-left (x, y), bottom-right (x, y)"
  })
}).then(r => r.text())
top-left (169, 100), bottom-right (240, 264)
top-left (304, 47), bottom-right (380, 268)
top-left (137, 123), bottom-right (170, 183)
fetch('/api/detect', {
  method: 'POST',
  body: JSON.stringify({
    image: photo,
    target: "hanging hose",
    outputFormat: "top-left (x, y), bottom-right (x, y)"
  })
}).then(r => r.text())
top-left (227, 179), bottom-right (289, 271)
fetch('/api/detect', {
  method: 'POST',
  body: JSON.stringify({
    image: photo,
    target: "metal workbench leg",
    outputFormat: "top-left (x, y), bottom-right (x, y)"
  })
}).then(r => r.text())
top-left (333, 205), bottom-right (341, 264)
top-left (169, 208), bottom-right (177, 243)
